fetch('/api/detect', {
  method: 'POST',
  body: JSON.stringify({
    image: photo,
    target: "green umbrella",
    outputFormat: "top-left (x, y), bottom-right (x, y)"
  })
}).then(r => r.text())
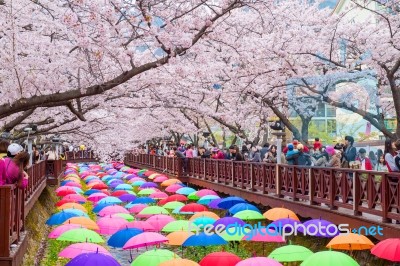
top-left (187, 192), bottom-right (200, 200)
top-left (220, 228), bottom-right (251, 241)
top-left (233, 210), bottom-right (265, 220)
top-left (138, 188), bottom-right (157, 196)
top-left (57, 228), bottom-right (104, 243)
top-left (162, 220), bottom-right (199, 232)
top-left (131, 249), bottom-right (179, 266)
top-left (138, 169), bottom-right (147, 173)
top-left (114, 213), bottom-right (135, 222)
top-left (301, 251), bottom-right (360, 266)
top-left (139, 206), bottom-right (170, 215)
top-left (163, 201), bottom-right (185, 210)
top-left (269, 244), bottom-right (314, 262)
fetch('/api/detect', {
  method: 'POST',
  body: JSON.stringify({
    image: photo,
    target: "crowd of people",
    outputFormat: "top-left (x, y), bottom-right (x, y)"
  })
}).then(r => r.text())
top-left (0, 141), bottom-right (30, 188)
top-left (138, 136), bottom-right (400, 173)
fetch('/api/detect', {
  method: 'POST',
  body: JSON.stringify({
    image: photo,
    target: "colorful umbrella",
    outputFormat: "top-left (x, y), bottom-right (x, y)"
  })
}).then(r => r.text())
top-left (125, 221), bottom-right (156, 232)
top-left (93, 202), bottom-right (115, 213)
top-left (183, 232), bottom-right (227, 247)
top-left (233, 210), bottom-right (265, 220)
top-left (229, 203), bottom-right (260, 215)
top-left (298, 219), bottom-right (339, 237)
top-left (97, 216), bottom-right (129, 235)
top-left (180, 203), bottom-right (208, 213)
top-left (187, 192), bottom-right (200, 200)
top-left (196, 189), bottom-right (218, 197)
top-left (159, 258), bottom-right (199, 266)
top-left (371, 238), bottom-right (400, 262)
top-left (64, 217), bottom-right (100, 230)
top-left (192, 217), bottom-right (216, 228)
top-left (161, 179), bottom-right (182, 187)
top-left (154, 175), bottom-right (169, 183)
top-left (107, 228), bottom-right (143, 248)
top-left (131, 197), bottom-right (156, 204)
top-left (59, 243), bottom-right (110, 258)
top-left (236, 257), bottom-right (282, 266)
top-left (163, 201), bottom-right (185, 210)
top-left (242, 228), bottom-right (285, 243)
top-left (220, 228), bottom-right (251, 242)
top-left (213, 217), bottom-right (246, 228)
top-left (199, 252), bottom-right (241, 266)
top-left (57, 228), bottom-right (104, 243)
top-left (98, 205), bottom-right (129, 217)
top-left (129, 204), bottom-right (148, 214)
top-left (326, 233), bottom-right (374, 250)
top-left (111, 190), bottom-right (129, 197)
top-left (131, 249), bottom-right (180, 266)
top-left (48, 224), bottom-right (81, 239)
top-left (87, 192), bottom-right (108, 202)
top-left (165, 184), bottom-right (185, 193)
top-left (140, 182), bottom-right (158, 189)
top-left (62, 194), bottom-right (87, 203)
top-left (150, 191), bottom-right (168, 199)
top-left (46, 211), bottom-right (80, 226)
top-left (208, 198), bottom-right (223, 210)
top-left (301, 251), bottom-right (360, 266)
top-left (139, 206), bottom-right (170, 216)
top-left (111, 213), bottom-right (134, 222)
top-left (217, 197), bottom-right (246, 209)
top-left (176, 187), bottom-right (197, 195)
top-left (263, 208), bottom-right (300, 221)
top-left (159, 195), bottom-right (188, 205)
top-left (123, 232), bottom-right (168, 249)
top-left (198, 195), bottom-right (220, 205)
top-left (269, 244), bottom-right (313, 262)
top-left (270, 218), bottom-right (301, 231)
top-left (118, 194), bottom-right (137, 202)
top-left (97, 196), bottom-right (122, 205)
top-left (65, 252), bottom-right (120, 266)
top-left (147, 215), bottom-right (176, 231)
top-left (138, 188), bottom-right (158, 196)
top-left (190, 211), bottom-right (220, 221)
top-left (162, 220), bottom-right (199, 232)
top-left (166, 231), bottom-right (194, 246)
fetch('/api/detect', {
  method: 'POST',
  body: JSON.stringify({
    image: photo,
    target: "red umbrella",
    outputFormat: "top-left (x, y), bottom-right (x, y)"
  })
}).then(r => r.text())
top-left (62, 194), bottom-right (87, 203)
top-left (180, 203), bottom-right (208, 213)
top-left (55, 199), bottom-right (79, 207)
top-left (129, 204), bottom-right (148, 214)
top-left (57, 190), bottom-right (78, 197)
top-left (91, 183), bottom-right (108, 190)
top-left (158, 195), bottom-right (188, 206)
top-left (111, 190), bottom-right (129, 197)
top-left (199, 252), bottom-right (241, 266)
top-left (371, 238), bottom-right (400, 262)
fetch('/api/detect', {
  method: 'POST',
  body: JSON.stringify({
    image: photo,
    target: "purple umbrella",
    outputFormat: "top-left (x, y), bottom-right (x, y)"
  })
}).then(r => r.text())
top-left (109, 181), bottom-right (124, 189)
top-left (297, 219), bottom-right (339, 237)
top-left (118, 194), bottom-right (137, 203)
top-left (65, 252), bottom-right (121, 266)
top-left (208, 199), bottom-right (223, 209)
top-left (124, 174), bottom-right (136, 180)
top-left (140, 182), bottom-right (158, 189)
top-left (213, 217), bottom-right (246, 228)
top-left (270, 218), bottom-right (302, 232)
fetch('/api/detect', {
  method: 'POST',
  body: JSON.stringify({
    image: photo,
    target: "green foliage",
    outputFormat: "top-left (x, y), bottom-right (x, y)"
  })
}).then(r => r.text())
top-left (41, 239), bottom-right (70, 266)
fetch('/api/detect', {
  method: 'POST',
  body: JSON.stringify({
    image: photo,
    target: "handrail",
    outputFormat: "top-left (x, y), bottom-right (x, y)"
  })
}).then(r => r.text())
top-left (64, 151), bottom-right (95, 160)
top-left (125, 154), bottom-right (400, 223)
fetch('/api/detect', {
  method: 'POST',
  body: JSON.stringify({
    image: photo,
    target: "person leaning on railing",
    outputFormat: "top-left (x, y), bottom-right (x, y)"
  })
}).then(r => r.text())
top-left (0, 152), bottom-right (30, 189)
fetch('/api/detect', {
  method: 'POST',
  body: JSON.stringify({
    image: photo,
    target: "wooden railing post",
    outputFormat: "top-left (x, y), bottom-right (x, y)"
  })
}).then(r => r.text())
top-left (215, 161), bottom-right (219, 183)
top-left (353, 172), bottom-right (361, 215)
top-left (276, 165), bottom-right (282, 198)
top-left (292, 167), bottom-right (298, 201)
top-left (0, 186), bottom-right (12, 257)
top-left (381, 174), bottom-right (390, 222)
top-left (250, 164), bottom-right (254, 191)
top-left (309, 168), bottom-right (315, 205)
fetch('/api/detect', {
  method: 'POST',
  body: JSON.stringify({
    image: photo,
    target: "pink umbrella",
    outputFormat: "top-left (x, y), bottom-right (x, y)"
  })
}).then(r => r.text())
top-left (62, 194), bottom-right (87, 202)
top-left (154, 175), bottom-right (169, 183)
top-left (97, 216), bottom-right (129, 235)
top-left (129, 204), bottom-right (148, 214)
top-left (165, 184), bottom-right (184, 193)
top-left (124, 221), bottom-right (156, 232)
top-left (64, 182), bottom-right (82, 188)
top-left (146, 215), bottom-right (175, 231)
top-left (123, 232), bottom-right (168, 249)
top-left (56, 186), bottom-right (78, 193)
top-left (236, 257), bottom-right (283, 266)
top-left (87, 192), bottom-right (108, 202)
top-left (48, 224), bottom-right (81, 239)
top-left (58, 243), bottom-right (111, 258)
top-left (99, 205), bottom-right (129, 217)
top-left (196, 189), bottom-right (218, 197)
top-left (242, 229), bottom-right (285, 242)
top-left (128, 177), bottom-right (146, 183)
top-left (150, 192), bottom-right (168, 199)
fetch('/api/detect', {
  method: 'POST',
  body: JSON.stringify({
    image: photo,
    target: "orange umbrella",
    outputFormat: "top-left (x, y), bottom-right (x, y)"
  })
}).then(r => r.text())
top-left (58, 203), bottom-right (87, 212)
top-left (166, 231), bottom-right (194, 246)
top-left (64, 177), bottom-right (81, 183)
top-left (327, 233), bottom-right (375, 250)
top-left (65, 174), bottom-right (80, 179)
top-left (189, 211), bottom-right (220, 221)
top-left (263, 208), bottom-right (299, 221)
top-left (148, 173), bottom-right (161, 180)
top-left (161, 179), bottom-right (182, 187)
top-left (159, 258), bottom-right (199, 266)
top-left (63, 217), bottom-right (100, 231)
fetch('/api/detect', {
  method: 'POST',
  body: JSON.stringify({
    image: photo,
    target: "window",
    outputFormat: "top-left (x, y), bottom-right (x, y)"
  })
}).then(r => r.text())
top-left (327, 119), bottom-right (337, 135)
top-left (326, 105), bottom-right (336, 117)
top-left (315, 102), bottom-right (326, 117)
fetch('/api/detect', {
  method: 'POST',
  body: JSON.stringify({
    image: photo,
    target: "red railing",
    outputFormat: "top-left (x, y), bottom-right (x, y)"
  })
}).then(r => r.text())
top-left (125, 154), bottom-right (400, 223)
top-left (65, 151), bottom-right (95, 160)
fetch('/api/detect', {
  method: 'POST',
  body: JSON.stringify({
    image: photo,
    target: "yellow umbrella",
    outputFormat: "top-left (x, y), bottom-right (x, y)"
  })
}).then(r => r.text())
top-left (327, 233), bottom-right (374, 250)
top-left (58, 203), bottom-right (87, 212)
top-left (161, 179), bottom-right (182, 187)
top-left (159, 258), bottom-right (199, 266)
top-left (263, 208), bottom-right (299, 221)
top-left (166, 231), bottom-right (194, 246)
top-left (148, 173), bottom-right (161, 180)
top-left (63, 217), bottom-right (100, 231)
top-left (64, 177), bottom-right (81, 183)
top-left (189, 211), bottom-right (220, 221)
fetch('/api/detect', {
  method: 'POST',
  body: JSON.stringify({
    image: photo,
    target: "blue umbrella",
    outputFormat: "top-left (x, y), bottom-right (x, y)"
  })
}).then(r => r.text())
top-left (84, 189), bottom-right (101, 196)
top-left (93, 203), bottom-right (116, 213)
top-left (193, 217), bottom-right (216, 228)
top-left (107, 228), bottom-right (143, 248)
top-left (132, 181), bottom-right (145, 187)
top-left (131, 197), bottom-right (155, 204)
top-left (97, 196), bottom-right (122, 205)
top-left (213, 217), bottom-right (246, 228)
top-left (102, 175), bottom-right (114, 182)
top-left (61, 180), bottom-right (73, 186)
top-left (113, 172), bottom-right (125, 178)
top-left (176, 187), bottom-right (196, 195)
top-left (85, 176), bottom-right (99, 183)
top-left (107, 179), bottom-right (122, 185)
top-left (46, 211), bottom-right (79, 225)
top-left (217, 197), bottom-right (246, 209)
top-left (208, 198), bottom-right (224, 209)
top-left (198, 195), bottom-right (220, 205)
top-left (115, 184), bottom-right (133, 191)
top-left (63, 208), bottom-right (89, 217)
top-left (228, 203), bottom-right (260, 215)
top-left (65, 252), bottom-right (120, 266)
top-left (182, 232), bottom-right (227, 247)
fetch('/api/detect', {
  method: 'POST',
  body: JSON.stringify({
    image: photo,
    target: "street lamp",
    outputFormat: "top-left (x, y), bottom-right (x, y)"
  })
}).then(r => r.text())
top-left (269, 120), bottom-right (286, 164)
top-left (23, 125), bottom-right (37, 165)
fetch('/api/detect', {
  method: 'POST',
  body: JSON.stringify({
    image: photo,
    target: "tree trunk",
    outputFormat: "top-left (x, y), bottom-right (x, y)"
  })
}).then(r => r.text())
top-left (300, 115), bottom-right (312, 144)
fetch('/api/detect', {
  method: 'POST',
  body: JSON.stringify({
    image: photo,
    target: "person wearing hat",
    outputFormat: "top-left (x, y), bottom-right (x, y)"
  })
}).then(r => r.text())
top-left (7, 143), bottom-right (24, 158)
top-left (285, 143), bottom-right (299, 165)
top-left (342, 136), bottom-right (356, 168)
top-left (313, 138), bottom-right (323, 152)
top-left (356, 148), bottom-right (373, 170)
top-left (325, 146), bottom-right (341, 168)
top-left (211, 147), bottom-right (225, 160)
top-left (0, 151), bottom-right (30, 188)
